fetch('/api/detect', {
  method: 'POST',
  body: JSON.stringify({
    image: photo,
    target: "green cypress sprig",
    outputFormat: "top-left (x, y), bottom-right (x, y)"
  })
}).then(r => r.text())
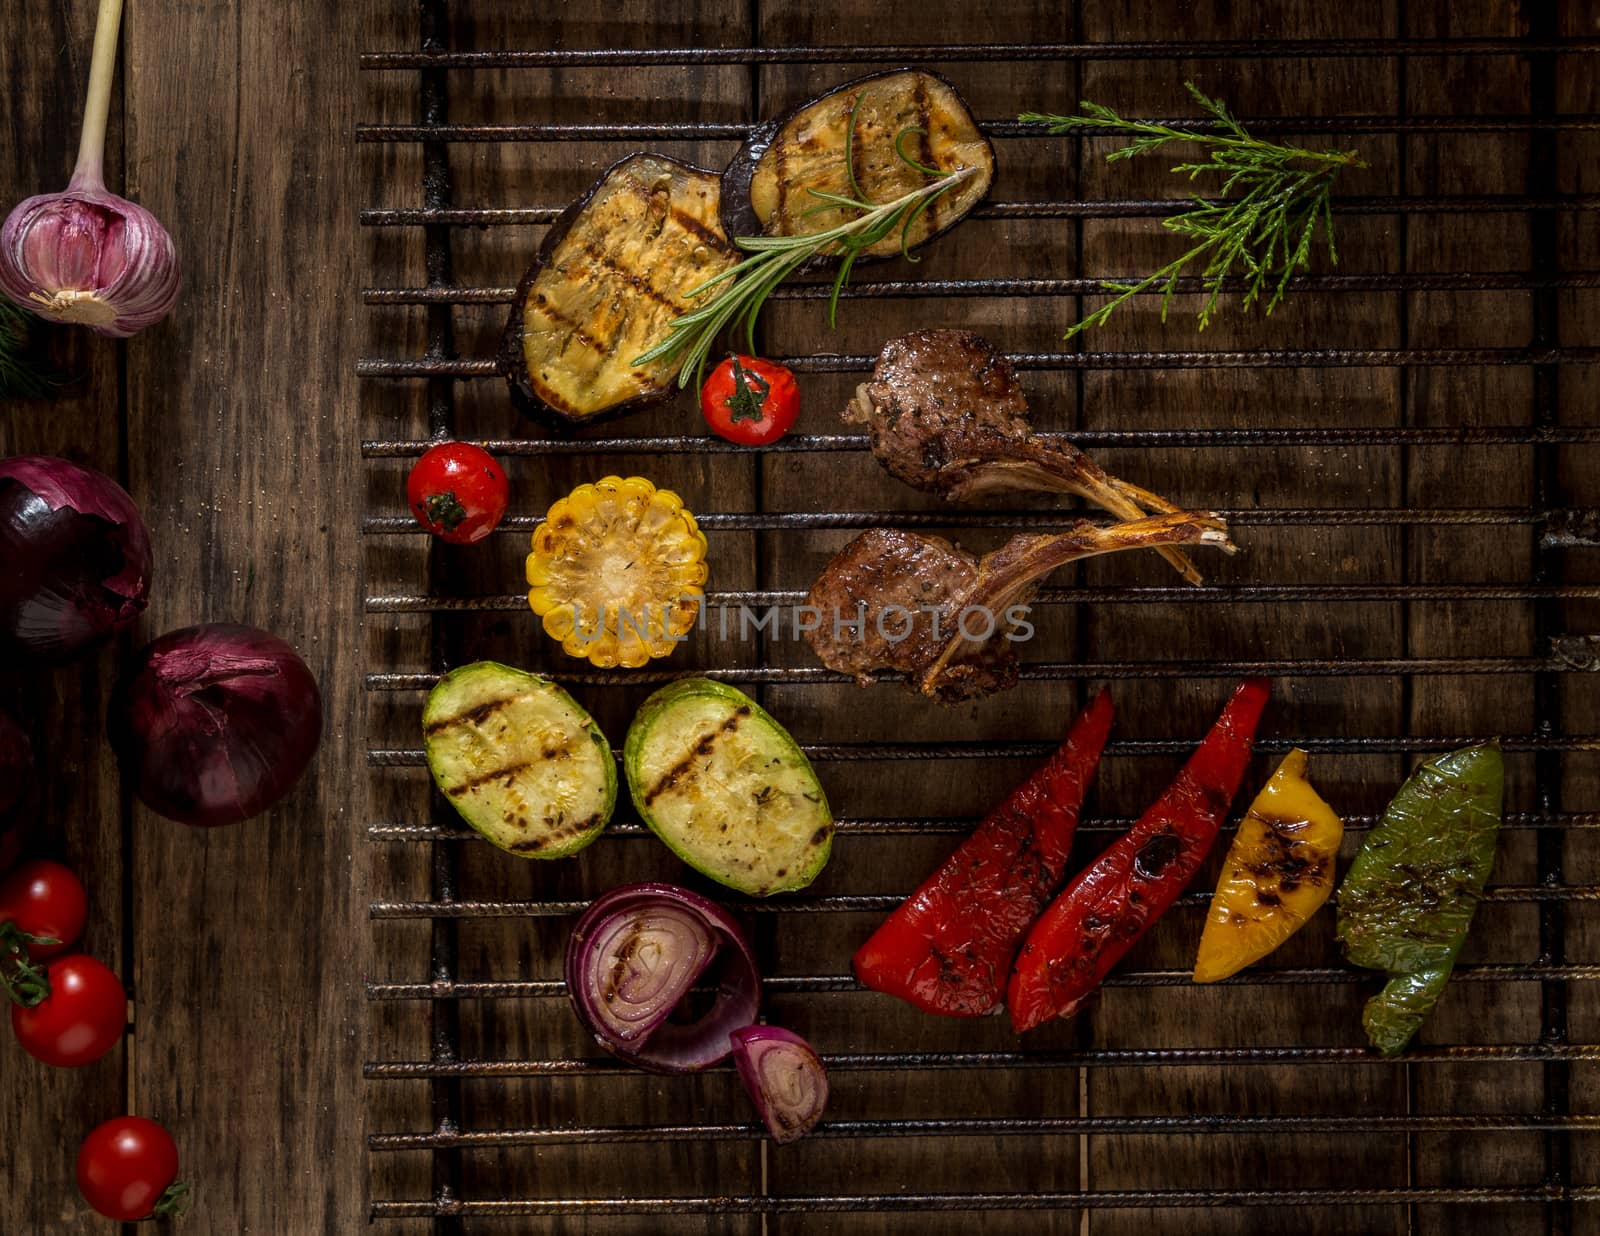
top-left (1022, 82), bottom-right (1365, 337)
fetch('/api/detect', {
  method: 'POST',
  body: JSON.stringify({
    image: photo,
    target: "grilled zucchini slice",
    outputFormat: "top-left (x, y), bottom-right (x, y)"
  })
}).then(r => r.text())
top-left (723, 68), bottom-right (995, 260)
top-left (624, 679), bottom-right (834, 896)
top-left (423, 662), bottom-right (615, 858)
top-left (498, 153), bottom-right (743, 428)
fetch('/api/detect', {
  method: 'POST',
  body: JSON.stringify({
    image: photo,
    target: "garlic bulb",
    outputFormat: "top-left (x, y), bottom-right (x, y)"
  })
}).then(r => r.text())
top-left (0, 0), bottom-right (179, 339)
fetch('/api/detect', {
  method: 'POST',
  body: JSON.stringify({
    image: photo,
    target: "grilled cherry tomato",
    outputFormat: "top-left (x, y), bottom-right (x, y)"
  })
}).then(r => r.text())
top-left (77, 1117), bottom-right (188, 1221)
top-left (0, 860), bottom-right (87, 961)
top-left (700, 355), bottom-right (800, 446)
top-left (11, 953), bottom-right (125, 1067)
top-left (407, 442), bottom-right (509, 545)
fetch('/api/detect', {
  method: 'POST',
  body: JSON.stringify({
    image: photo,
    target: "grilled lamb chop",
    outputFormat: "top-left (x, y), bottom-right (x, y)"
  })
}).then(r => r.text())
top-left (843, 328), bottom-right (1234, 585)
top-left (804, 510), bottom-right (1232, 701)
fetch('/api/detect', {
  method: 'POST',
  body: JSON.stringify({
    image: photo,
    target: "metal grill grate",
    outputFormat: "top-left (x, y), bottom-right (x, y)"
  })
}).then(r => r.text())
top-left (361, 3), bottom-right (1599, 1229)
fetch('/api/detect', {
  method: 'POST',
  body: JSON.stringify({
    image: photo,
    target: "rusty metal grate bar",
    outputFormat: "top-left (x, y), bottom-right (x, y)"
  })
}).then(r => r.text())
top-left (362, 38), bottom-right (1600, 68)
top-left (366, 1111), bottom-right (1600, 1150)
top-left (357, 345), bottom-right (1600, 377)
top-left (358, 507), bottom-right (1593, 534)
top-left (359, 196), bottom-right (1600, 227)
top-left (369, 1187), bottom-right (1600, 1219)
top-left (366, 270), bottom-right (1600, 304)
top-left (364, 885), bottom-right (1600, 921)
top-left (364, 1044), bottom-right (1600, 1080)
top-left (360, 425), bottom-right (1600, 453)
top-left (364, 964), bottom-right (1600, 1002)
top-left (356, 115), bottom-right (1600, 144)
top-left (368, 733), bottom-right (1600, 764)
top-left (366, 809), bottom-right (1600, 842)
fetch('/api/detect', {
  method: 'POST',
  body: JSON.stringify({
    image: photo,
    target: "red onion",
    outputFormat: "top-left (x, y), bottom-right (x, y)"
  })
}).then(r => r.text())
top-left (108, 624), bottom-right (322, 827)
top-left (565, 882), bottom-right (760, 1073)
top-left (0, 0), bottom-right (179, 337)
top-left (0, 708), bottom-right (33, 871)
top-left (0, 455), bottom-right (151, 661)
top-left (730, 1025), bottom-right (829, 1144)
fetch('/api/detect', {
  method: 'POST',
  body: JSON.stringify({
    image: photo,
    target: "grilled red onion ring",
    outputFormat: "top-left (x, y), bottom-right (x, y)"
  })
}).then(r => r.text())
top-left (565, 882), bottom-right (760, 1073)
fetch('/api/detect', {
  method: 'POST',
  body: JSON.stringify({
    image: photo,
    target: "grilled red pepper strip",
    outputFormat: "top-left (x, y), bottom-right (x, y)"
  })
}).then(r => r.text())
top-left (1007, 678), bottom-right (1271, 1032)
top-left (853, 690), bottom-right (1114, 1016)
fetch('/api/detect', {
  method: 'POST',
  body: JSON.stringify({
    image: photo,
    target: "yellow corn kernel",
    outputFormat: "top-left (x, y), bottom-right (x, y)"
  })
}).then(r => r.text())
top-left (526, 476), bottom-right (707, 667)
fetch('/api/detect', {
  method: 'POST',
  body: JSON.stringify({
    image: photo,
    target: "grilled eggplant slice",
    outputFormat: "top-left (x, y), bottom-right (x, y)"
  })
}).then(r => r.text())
top-left (424, 661), bottom-right (616, 858)
top-left (624, 679), bottom-right (834, 896)
top-left (498, 153), bottom-right (743, 427)
top-left (723, 68), bottom-right (995, 260)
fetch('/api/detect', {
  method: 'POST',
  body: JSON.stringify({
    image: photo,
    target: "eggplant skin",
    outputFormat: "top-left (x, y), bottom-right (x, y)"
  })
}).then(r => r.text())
top-left (498, 153), bottom-right (742, 428)
top-left (723, 68), bottom-right (995, 261)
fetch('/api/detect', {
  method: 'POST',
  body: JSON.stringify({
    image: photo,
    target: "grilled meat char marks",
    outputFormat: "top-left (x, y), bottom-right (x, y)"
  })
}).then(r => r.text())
top-left (803, 527), bottom-right (1022, 702)
top-left (844, 328), bottom-right (1035, 495)
top-left (804, 513), bottom-right (1234, 702)
top-left (844, 329), bottom-right (1237, 585)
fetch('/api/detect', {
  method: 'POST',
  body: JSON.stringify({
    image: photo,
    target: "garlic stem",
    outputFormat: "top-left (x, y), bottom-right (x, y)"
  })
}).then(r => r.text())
top-left (69, 0), bottom-right (124, 193)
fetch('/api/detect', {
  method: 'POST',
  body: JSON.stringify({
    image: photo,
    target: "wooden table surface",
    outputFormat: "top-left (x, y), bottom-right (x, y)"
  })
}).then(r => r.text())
top-left (3, 1), bottom-right (1597, 1233)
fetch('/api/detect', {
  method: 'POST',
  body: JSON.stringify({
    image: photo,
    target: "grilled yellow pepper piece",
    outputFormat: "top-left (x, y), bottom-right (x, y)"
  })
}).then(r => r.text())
top-left (1192, 748), bottom-right (1343, 983)
top-left (527, 476), bottom-right (708, 669)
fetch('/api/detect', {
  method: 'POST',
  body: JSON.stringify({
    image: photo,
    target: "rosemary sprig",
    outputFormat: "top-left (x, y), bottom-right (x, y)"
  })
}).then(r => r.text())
top-left (634, 114), bottom-right (978, 390)
top-left (0, 301), bottom-right (60, 400)
top-left (1021, 82), bottom-right (1365, 337)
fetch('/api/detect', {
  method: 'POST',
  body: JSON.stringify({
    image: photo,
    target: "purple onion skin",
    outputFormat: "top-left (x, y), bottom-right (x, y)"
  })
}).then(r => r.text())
top-left (0, 707), bottom-right (33, 870)
top-left (0, 455), bottom-right (152, 662)
top-left (565, 882), bottom-right (762, 1074)
top-left (109, 623), bottom-right (322, 828)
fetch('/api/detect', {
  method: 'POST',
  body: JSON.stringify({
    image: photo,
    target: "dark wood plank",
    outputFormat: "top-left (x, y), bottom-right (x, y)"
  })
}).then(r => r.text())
top-left (108, 1), bottom-right (388, 1230)
top-left (0, 4), bottom-right (130, 1232)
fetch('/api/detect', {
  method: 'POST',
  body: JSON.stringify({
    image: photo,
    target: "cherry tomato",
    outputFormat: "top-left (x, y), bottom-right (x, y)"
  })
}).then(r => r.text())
top-left (700, 355), bottom-right (800, 446)
top-left (407, 442), bottom-right (509, 545)
top-left (11, 953), bottom-right (125, 1067)
top-left (0, 860), bottom-right (87, 960)
top-left (77, 1117), bottom-right (187, 1221)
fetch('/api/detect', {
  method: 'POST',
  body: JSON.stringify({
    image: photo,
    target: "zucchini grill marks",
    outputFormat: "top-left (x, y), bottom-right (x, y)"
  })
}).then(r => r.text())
top-left (500, 71), bottom-right (993, 423)
top-left (423, 662), bottom-right (617, 859)
top-left (498, 154), bottom-right (741, 427)
top-left (723, 68), bottom-right (995, 258)
top-left (624, 679), bottom-right (834, 897)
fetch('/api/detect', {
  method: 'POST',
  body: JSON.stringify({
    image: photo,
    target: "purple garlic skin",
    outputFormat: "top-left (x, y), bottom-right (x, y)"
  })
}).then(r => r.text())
top-left (0, 177), bottom-right (180, 339)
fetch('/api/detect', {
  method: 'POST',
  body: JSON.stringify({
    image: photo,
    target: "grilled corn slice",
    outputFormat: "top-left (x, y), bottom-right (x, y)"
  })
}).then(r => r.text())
top-left (527, 476), bottom-right (707, 668)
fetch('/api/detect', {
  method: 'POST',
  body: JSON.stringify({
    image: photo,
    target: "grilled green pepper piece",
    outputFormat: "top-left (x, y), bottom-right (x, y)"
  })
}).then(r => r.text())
top-left (1335, 741), bottom-right (1504, 1054)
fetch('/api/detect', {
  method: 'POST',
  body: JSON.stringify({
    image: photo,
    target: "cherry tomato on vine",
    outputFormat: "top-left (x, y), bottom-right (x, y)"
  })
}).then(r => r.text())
top-left (10, 953), bottom-right (125, 1067)
top-left (700, 355), bottom-right (800, 446)
top-left (407, 442), bottom-right (509, 545)
top-left (0, 860), bottom-right (87, 960)
top-left (77, 1117), bottom-right (188, 1221)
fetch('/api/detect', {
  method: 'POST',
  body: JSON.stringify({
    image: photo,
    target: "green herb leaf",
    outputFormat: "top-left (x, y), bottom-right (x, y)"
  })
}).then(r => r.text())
top-left (1020, 83), bottom-right (1364, 337)
top-left (633, 108), bottom-right (981, 389)
top-left (0, 301), bottom-right (62, 400)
